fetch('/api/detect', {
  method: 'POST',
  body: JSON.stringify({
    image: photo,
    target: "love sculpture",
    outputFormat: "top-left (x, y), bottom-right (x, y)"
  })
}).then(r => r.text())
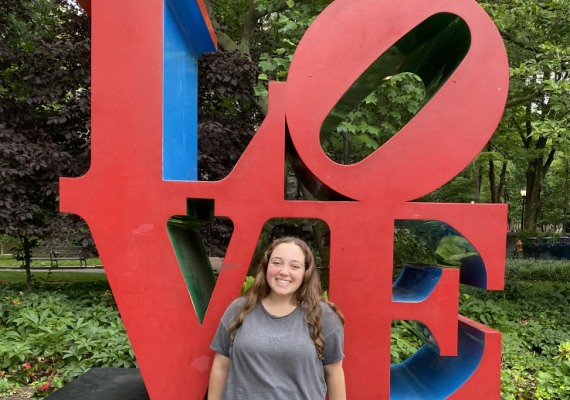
top-left (61, 0), bottom-right (509, 398)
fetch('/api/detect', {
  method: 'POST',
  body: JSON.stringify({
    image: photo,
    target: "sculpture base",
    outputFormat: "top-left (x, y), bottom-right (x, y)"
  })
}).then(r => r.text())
top-left (46, 368), bottom-right (149, 400)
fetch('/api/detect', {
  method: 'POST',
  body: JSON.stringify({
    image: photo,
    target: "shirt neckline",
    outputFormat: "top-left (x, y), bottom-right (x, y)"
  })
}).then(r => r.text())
top-left (259, 301), bottom-right (299, 319)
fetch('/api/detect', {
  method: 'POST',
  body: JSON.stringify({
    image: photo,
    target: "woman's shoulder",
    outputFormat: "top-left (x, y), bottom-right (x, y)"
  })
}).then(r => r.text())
top-left (229, 296), bottom-right (247, 308)
top-left (319, 301), bottom-right (343, 335)
top-left (220, 297), bottom-right (248, 326)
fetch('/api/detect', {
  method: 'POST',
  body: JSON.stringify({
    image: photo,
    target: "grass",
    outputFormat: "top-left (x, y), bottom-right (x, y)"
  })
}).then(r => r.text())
top-left (0, 271), bottom-right (108, 284)
top-left (0, 254), bottom-right (102, 268)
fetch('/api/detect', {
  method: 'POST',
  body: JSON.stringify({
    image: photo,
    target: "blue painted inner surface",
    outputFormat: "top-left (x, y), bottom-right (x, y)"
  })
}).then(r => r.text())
top-left (458, 255), bottom-right (487, 289)
top-left (392, 263), bottom-right (443, 302)
top-left (392, 264), bottom-right (445, 354)
top-left (163, 0), bottom-right (216, 181)
top-left (396, 220), bottom-right (488, 289)
top-left (390, 323), bottom-right (484, 399)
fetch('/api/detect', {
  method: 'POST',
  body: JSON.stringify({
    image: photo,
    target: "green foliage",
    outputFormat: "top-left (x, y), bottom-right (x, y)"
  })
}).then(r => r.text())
top-left (540, 153), bottom-right (570, 227)
top-left (390, 321), bottom-right (421, 364)
top-left (479, 0), bottom-right (570, 229)
top-left (420, 169), bottom-right (480, 204)
top-left (515, 229), bottom-right (546, 243)
top-left (0, 281), bottom-right (135, 397)
top-left (505, 259), bottom-right (570, 282)
top-left (0, 236), bottom-right (18, 254)
top-left (461, 279), bottom-right (570, 399)
top-left (241, 276), bottom-right (254, 294)
top-left (322, 73), bottom-right (426, 165)
top-left (0, 0), bottom-right (95, 291)
top-left (435, 235), bottom-right (478, 267)
top-left (554, 342), bottom-right (570, 362)
top-left (387, 263), bottom-right (570, 396)
top-left (393, 228), bottom-right (436, 267)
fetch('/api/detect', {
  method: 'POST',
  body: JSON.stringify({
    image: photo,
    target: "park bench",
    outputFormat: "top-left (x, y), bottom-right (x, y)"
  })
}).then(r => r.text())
top-left (30, 246), bottom-right (87, 268)
top-left (29, 247), bottom-right (55, 267)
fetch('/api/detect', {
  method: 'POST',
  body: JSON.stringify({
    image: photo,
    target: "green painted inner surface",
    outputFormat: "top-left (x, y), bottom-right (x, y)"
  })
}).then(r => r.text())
top-left (320, 13), bottom-right (471, 143)
top-left (167, 199), bottom-right (216, 324)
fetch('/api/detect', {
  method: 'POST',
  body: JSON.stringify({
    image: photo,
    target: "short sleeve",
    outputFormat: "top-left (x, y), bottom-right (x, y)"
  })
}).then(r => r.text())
top-left (320, 302), bottom-right (344, 365)
top-left (209, 297), bottom-right (245, 358)
top-left (210, 320), bottom-right (231, 357)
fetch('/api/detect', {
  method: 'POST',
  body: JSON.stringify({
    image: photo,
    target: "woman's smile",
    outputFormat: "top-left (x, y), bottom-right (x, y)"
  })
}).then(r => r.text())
top-left (266, 242), bottom-right (306, 298)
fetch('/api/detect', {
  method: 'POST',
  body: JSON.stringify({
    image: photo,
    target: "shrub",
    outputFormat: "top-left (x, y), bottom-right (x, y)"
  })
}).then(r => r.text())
top-left (0, 281), bottom-right (136, 397)
top-left (506, 259), bottom-right (570, 282)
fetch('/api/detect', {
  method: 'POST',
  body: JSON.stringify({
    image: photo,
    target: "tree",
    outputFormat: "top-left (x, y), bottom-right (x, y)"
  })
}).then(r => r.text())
top-left (481, 0), bottom-right (570, 229)
top-left (197, 0), bottom-right (570, 238)
top-left (197, 51), bottom-right (261, 181)
top-left (537, 151), bottom-right (570, 229)
top-left (0, 0), bottom-right (92, 291)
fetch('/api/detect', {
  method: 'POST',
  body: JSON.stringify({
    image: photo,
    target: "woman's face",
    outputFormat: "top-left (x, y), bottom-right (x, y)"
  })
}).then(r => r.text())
top-left (266, 242), bottom-right (306, 299)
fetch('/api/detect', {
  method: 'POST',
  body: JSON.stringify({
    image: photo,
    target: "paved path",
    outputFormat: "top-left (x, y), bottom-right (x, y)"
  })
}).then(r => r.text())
top-left (0, 267), bottom-right (105, 273)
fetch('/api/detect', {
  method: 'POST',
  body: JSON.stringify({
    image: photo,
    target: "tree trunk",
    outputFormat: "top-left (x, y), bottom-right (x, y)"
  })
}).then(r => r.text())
top-left (203, 0), bottom-right (287, 56)
top-left (489, 158), bottom-right (507, 203)
top-left (311, 219), bottom-right (330, 292)
top-left (343, 133), bottom-right (349, 165)
top-left (519, 101), bottom-right (556, 230)
top-left (488, 158), bottom-right (497, 203)
top-left (524, 145), bottom-right (555, 229)
top-left (20, 235), bottom-right (34, 292)
top-left (497, 161), bottom-right (507, 203)
top-left (25, 261), bottom-right (32, 292)
top-left (472, 162), bottom-right (481, 201)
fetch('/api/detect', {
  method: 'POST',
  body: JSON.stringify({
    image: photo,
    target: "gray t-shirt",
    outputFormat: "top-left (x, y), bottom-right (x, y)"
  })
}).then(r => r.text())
top-left (210, 298), bottom-right (344, 400)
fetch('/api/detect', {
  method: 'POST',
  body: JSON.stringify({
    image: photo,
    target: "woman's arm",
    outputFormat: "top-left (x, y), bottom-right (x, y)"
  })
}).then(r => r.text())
top-left (208, 352), bottom-right (231, 400)
top-left (324, 360), bottom-right (346, 400)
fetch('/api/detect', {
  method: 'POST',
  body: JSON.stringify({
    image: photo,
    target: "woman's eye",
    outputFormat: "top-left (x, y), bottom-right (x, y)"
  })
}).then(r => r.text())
top-left (292, 264), bottom-right (300, 269)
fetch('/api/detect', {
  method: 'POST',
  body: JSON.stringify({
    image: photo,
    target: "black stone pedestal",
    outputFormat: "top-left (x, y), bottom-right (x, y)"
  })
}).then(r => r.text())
top-left (46, 368), bottom-right (149, 400)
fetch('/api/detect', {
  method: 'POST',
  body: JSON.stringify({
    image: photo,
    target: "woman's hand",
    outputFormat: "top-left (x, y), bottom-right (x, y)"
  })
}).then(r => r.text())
top-left (208, 352), bottom-right (231, 400)
top-left (324, 360), bottom-right (346, 400)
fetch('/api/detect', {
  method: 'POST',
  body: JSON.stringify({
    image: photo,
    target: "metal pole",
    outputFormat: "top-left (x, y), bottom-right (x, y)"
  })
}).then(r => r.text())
top-left (521, 196), bottom-right (525, 230)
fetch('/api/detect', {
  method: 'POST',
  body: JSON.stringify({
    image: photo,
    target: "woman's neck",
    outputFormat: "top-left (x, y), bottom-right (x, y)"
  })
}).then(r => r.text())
top-left (261, 294), bottom-right (297, 317)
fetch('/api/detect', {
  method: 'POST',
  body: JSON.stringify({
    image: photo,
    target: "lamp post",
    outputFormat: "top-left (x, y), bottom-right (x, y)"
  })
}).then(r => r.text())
top-left (521, 189), bottom-right (527, 230)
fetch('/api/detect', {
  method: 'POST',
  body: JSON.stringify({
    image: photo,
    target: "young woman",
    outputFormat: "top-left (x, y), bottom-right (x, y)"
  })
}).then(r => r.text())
top-left (209, 237), bottom-right (346, 400)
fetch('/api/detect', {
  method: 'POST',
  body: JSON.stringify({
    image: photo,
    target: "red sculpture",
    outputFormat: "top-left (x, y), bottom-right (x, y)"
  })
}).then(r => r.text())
top-left (62, 0), bottom-right (508, 398)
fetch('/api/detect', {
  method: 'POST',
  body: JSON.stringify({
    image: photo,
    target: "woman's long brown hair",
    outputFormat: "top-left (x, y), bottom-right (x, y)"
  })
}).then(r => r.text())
top-left (228, 236), bottom-right (344, 359)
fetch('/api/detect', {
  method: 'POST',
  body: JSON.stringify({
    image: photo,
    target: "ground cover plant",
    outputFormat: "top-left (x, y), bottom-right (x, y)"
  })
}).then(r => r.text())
top-left (391, 259), bottom-right (570, 399)
top-left (461, 281), bottom-right (570, 399)
top-left (0, 280), bottom-right (134, 398)
top-left (1, 259), bottom-right (569, 398)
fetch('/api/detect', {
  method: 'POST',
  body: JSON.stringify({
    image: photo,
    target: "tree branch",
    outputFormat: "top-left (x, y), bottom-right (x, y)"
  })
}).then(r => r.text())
top-left (216, 30), bottom-right (240, 52)
top-left (204, 0), bottom-right (288, 55)
top-left (506, 90), bottom-right (543, 108)
top-left (488, 140), bottom-right (507, 159)
top-left (543, 148), bottom-right (557, 178)
top-left (202, 0), bottom-right (240, 52)
top-left (499, 30), bottom-right (537, 54)
top-left (239, 0), bottom-right (288, 55)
